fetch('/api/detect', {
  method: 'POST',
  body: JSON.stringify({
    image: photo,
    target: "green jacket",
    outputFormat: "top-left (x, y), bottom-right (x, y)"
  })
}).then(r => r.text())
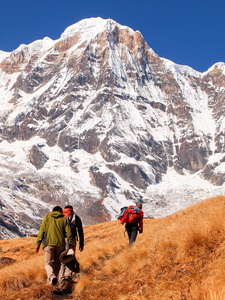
top-left (36, 211), bottom-right (74, 248)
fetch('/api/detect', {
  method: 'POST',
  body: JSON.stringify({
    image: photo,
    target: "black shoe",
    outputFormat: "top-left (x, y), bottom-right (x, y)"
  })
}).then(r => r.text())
top-left (50, 277), bottom-right (57, 286)
top-left (52, 288), bottom-right (64, 296)
top-left (61, 278), bottom-right (73, 294)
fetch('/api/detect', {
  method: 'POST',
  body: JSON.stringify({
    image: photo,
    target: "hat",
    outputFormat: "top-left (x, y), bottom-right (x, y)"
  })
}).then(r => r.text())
top-left (59, 249), bottom-right (75, 264)
top-left (59, 248), bottom-right (80, 273)
top-left (136, 201), bottom-right (142, 209)
top-left (66, 257), bottom-right (80, 273)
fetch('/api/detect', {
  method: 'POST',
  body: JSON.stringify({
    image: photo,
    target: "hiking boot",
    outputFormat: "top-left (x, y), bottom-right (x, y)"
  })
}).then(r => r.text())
top-left (50, 277), bottom-right (57, 286)
top-left (60, 278), bottom-right (74, 294)
top-left (52, 287), bottom-right (64, 296)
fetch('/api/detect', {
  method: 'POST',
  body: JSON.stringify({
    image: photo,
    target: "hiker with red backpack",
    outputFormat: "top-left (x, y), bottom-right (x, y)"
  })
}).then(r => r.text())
top-left (119, 201), bottom-right (143, 246)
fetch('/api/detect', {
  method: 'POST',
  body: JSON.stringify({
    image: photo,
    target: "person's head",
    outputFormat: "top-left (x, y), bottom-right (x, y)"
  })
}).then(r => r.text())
top-left (136, 201), bottom-right (142, 209)
top-left (52, 206), bottom-right (63, 213)
top-left (64, 205), bottom-right (73, 211)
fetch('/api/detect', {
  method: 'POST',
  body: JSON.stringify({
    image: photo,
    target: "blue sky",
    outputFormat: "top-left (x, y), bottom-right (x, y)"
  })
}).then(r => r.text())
top-left (0, 0), bottom-right (224, 72)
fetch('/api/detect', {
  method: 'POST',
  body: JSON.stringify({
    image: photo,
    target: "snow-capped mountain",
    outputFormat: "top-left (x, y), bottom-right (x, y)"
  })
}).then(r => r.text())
top-left (0, 17), bottom-right (225, 238)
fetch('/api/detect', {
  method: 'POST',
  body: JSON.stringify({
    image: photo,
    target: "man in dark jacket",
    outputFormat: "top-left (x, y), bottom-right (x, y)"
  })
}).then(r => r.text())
top-left (62, 205), bottom-right (84, 252)
top-left (35, 206), bottom-right (74, 285)
top-left (58, 205), bottom-right (84, 292)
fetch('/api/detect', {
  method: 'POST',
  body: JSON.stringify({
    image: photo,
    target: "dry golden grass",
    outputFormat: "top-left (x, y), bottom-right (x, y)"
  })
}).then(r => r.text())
top-left (1, 195), bottom-right (225, 299)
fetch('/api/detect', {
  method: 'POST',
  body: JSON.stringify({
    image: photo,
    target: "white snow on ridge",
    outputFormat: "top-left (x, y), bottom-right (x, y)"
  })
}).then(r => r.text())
top-left (162, 58), bottom-right (202, 76)
top-left (61, 17), bottom-right (135, 41)
top-left (144, 168), bottom-right (225, 218)
top-left (0, 50), bottom-right (10, 62)
top-left (204, 62), bottom-right (225, 75)
top-left (13, 37), bottom-right (54, 58)
top-left (0, 17), bottom-right (136, 68)
top-left (0, 137), bottom-right (102, 194)
top-left (162, 57), bottom-right (217, 144)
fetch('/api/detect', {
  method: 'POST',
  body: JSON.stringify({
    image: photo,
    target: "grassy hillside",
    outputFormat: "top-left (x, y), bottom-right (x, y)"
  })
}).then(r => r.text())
top-left (1, 196), bottom-right (225, 299)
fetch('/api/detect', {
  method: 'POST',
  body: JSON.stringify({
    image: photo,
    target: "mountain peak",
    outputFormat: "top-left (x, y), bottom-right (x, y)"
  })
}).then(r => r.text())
top-left (60, 17), bottom-right (135, 40)
top-left (206, 62), bottom-right (225, 75)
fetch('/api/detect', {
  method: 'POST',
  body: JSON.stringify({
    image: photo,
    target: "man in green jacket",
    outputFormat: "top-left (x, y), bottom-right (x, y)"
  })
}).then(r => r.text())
top-left (35, 206), bottom-right (74, 285)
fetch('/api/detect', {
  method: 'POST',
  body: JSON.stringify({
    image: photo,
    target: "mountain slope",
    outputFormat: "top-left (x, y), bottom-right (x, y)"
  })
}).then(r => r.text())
top-left (1, 196), bottom-right (225, 299)
top-left (0, 17), bottom-right (225, 238)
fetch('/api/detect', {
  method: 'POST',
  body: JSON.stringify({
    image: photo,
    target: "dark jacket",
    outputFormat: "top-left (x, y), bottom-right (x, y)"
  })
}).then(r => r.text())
top-left (74, 214), bottom-right (84, 247)
top-left (36, 211), bottom-right (74, 248)
top-left (63, 208), bottom-right (84, 248)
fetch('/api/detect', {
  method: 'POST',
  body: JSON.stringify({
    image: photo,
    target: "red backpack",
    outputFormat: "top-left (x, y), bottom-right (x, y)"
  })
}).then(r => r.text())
top-left (119, 205), bottom-right (142, 224)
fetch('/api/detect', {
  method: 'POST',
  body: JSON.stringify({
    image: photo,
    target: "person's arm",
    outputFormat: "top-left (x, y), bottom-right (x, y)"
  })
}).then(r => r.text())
top-left (139, 211), bottom-right (143, 233)
top-left (75, 215), bottom-right (84, 251)
top-left (35, 216), bottom-right (47, 253)
top-left (35, 245), bottom-right (40, 253)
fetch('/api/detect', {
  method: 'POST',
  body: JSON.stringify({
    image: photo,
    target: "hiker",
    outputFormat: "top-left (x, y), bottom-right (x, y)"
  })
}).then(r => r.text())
top-left (120, 201), bottom-right (143, 246)
top-left (57, 205), bottom-right (84, 293)
top-left (35, 206), bottom-right (74, 286)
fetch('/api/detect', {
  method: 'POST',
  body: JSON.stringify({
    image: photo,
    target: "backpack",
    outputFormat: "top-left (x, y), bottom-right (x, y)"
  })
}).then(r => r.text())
top-left (68, 212), bottom-right (76, 226)
top-left (119, 205), bottom-right (142, 224)
top-left (118, 206), bottom-right (128, 220)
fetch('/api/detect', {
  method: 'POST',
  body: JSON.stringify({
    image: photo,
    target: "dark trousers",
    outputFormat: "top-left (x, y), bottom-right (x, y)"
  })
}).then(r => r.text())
top-left (125, 223), bottom-right (138, 246)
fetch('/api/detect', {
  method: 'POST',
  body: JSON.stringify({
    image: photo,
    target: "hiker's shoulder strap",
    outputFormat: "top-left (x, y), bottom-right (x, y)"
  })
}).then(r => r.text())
top-left (68, 212), bottom-right (76, 225)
